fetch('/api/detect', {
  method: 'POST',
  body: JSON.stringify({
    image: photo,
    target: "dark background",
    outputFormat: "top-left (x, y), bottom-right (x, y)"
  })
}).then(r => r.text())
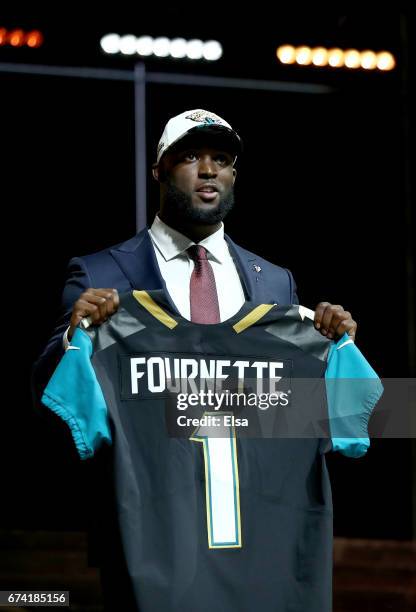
top-left (1, 10), bottom-right (415, 539)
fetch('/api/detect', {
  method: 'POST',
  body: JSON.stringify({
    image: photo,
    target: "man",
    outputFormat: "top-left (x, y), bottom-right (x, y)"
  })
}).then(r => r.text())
top-left (32, 108), bottom-right (357, 404)
top-left (34, 109), bottom-right (361, 611)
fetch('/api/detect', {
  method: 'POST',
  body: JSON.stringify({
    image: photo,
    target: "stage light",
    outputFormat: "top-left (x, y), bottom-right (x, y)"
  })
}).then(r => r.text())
top-left (26, 30), bottom-right (43, 48)
top-left (100, 33), bottom-right (222, 62)
top-left (136, 36), bottom-right (153, 56)
top-left (277, 43), bottom-right (396, 72)
top-left (119, 34), bottom-right (137, 55)
top-left (9, 29), bottom-right (25, 47)
top-left (311, 47), bottom-right (328, 66)
top-left (0, 26), bottom-right (45, 48)
top-left (186, 39), bottom-right (204, 60)
top-left (344, 49), bottom-right (361, 69)
top-left (327, 48), bottom-right (344, 67)
top-left (100, 33), bottom-right (120, 54)
top-left (295, 46), bottom-right (312, 65)
top-left (153, 37), bottom-right (170, 57)
top-left (276, 45), bottom-right (296, 64)
top-left (202, 40), bottom-right (223, 61)
top-left (359, 50), bottom-right (376, 70)
top-left (377, 51), bottom-right (395, 71)
top-left (169, 38), bottom-right (187, 59)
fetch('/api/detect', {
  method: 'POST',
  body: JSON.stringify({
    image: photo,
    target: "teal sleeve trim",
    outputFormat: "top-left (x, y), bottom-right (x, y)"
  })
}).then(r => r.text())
top-left (325, 333), bottom-right (383, 458)
top-left (41, 392), bottom-right (93, 459)
top-left (41, 328), bottom-right (112, 460)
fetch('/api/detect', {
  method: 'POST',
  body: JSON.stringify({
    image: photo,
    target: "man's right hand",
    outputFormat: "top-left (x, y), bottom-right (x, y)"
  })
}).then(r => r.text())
top-left (68, 288), bottom-right (120, 340)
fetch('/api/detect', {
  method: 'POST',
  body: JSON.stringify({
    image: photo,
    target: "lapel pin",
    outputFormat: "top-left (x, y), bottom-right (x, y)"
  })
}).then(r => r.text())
top-left (253, 264), bottom-right (262, 273)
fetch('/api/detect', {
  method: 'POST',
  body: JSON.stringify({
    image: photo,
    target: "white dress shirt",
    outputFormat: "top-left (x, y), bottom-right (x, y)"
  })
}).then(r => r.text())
top-left (64, 214), bottom-right (246, 349)
top-left (148, 214), bottom-right (245, 321)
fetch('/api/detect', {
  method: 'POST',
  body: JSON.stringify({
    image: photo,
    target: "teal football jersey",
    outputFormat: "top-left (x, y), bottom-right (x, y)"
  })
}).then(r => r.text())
top-left (42, 290), bottom-right (383, 612)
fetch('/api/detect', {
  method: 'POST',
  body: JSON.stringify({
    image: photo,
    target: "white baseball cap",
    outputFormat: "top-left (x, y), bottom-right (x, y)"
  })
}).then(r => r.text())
top-left (156, 109), bottom-right (242, 163)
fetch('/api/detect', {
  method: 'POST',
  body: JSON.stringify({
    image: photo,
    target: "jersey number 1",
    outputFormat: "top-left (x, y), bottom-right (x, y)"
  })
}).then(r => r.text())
top-left (190, 412), bottom-right (242, 549)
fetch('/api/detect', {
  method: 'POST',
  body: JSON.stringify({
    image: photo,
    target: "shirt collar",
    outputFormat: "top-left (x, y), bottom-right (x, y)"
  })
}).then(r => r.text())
top-left (149, 214), bottom-right (228, 263)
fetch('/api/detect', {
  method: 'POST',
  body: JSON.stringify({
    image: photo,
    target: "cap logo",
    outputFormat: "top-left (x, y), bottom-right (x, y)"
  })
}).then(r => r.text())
top-left (157, 141), bottom-right (165, 154)
top-left (185, 110), bottom-right (223, 125)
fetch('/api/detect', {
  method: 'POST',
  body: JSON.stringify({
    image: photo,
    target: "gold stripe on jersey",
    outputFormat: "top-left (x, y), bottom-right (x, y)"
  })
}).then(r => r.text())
top-left (133, 290), bottom-right (178, 329)
top-left (233, 303), bottom-right (276, 334)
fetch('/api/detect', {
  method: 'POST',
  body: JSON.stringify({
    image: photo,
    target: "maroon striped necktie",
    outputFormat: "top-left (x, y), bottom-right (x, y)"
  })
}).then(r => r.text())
top-left (188, 245), bottom-right (221, 324)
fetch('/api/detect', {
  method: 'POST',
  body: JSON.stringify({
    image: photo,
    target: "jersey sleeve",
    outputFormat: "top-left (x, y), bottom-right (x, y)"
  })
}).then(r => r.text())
top-left (325, 333), bottom-right (383, 458)
top-left (41, 327), bottom-right (112, 460)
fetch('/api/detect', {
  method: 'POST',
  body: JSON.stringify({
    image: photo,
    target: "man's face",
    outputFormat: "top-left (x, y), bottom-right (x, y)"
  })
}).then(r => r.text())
top-left (154, 135), bottom-right (237, 226)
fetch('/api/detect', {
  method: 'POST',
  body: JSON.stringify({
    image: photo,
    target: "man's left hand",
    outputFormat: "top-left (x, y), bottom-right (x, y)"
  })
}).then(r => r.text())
top-left (314, 303), bottom-right (357, 341)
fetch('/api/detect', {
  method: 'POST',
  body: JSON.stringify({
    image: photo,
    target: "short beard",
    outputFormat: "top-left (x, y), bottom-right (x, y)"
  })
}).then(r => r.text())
top-left (161, 181), bottom-right (235, 226)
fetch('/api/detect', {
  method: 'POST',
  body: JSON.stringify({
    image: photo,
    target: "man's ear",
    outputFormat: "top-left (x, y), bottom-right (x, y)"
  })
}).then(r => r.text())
top-left (152, 163), bottom-right (160, 182)
top-left (232, 167), bottom-right (237, 183)
top-left (152, 162), bottom-right (167, 183)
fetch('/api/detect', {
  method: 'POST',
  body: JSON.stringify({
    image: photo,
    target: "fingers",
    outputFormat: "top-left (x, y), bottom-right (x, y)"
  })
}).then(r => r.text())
top-left (314, 302), bottom-right (331, 332)
top-left (112, 288), bottom-right (120, 311)
top-left (69, 288), bottom-right (119, 335)
top-left (333, 315), bottom-right (357, 340)
top-left (314, 303), bottom-right (357, 341)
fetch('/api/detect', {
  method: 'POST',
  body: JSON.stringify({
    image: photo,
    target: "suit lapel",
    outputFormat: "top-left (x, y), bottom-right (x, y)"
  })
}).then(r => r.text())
top-left (224, 234), bottom-right (258, 302)
top-left (109, 229), bottom-right (180, 314)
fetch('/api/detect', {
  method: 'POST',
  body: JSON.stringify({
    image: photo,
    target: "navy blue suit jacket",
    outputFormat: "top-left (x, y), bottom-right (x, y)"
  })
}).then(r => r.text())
top-left (32, 228), bottom-right (298, 406)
